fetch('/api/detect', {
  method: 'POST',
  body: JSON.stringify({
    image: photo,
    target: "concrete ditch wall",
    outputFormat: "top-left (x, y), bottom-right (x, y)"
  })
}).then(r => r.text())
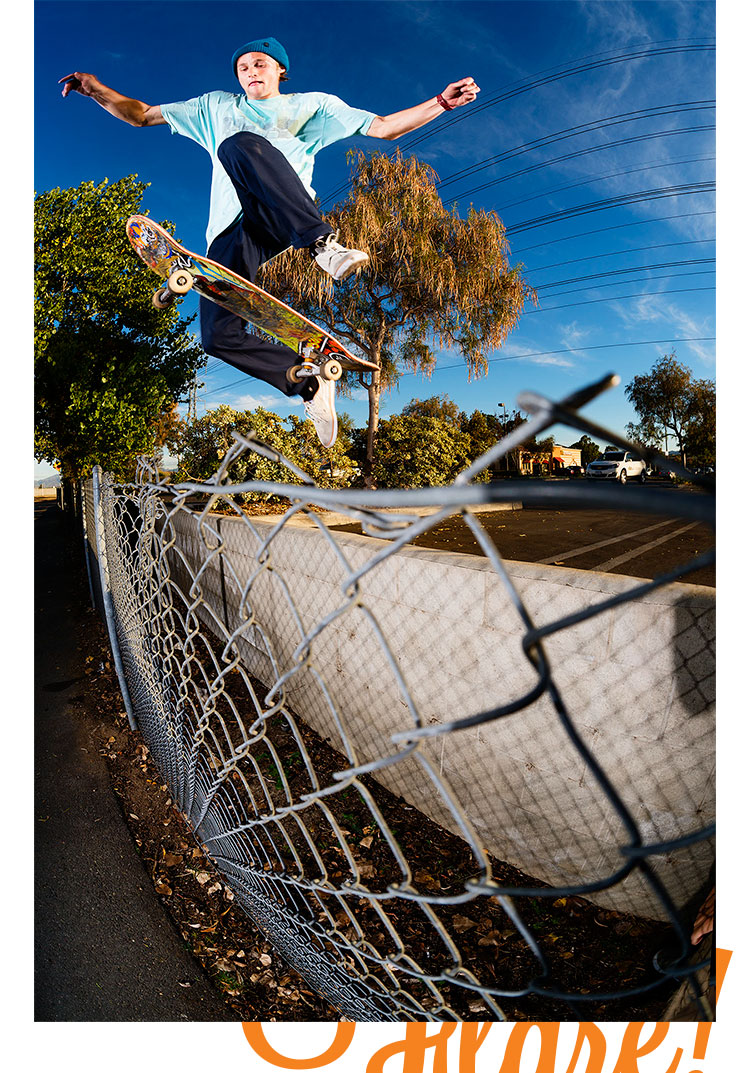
top-left (169, 509), bottom-right (715, 922)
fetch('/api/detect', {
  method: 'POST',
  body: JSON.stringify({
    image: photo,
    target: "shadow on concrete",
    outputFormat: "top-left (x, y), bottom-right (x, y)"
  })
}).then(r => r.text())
top-left (34, 499), bottom-right (234, 1022)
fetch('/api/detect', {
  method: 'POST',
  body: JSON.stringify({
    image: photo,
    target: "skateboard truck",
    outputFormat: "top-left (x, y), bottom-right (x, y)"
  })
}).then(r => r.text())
top-left (152, 268), bottom-right (194, 309)
top-left (286, 340), bottom-right (343, 384)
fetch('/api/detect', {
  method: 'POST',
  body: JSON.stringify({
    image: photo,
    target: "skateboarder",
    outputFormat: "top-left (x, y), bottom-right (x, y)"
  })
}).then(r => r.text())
top-left (60, 39), bottom-right (480, 447)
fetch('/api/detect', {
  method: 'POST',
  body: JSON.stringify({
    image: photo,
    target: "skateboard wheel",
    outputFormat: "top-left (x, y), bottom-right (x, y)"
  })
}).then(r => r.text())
top-left (167, 268), bottom-right (194, 295)
top-left (152, 287), bottom-right (173, 310)
top-left (286, 364), bottom-right (304, 384)
top-left (321, 359), bottom-right (343, 381)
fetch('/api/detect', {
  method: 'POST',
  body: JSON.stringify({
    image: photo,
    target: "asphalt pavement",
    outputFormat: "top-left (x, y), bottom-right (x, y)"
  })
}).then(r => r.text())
top-left (34, 498), bottom-right (233, 1021)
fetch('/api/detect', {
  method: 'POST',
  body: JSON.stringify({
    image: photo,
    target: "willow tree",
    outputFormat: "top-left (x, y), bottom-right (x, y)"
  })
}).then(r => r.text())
top-left (259, 150), bottom-right (535, 486)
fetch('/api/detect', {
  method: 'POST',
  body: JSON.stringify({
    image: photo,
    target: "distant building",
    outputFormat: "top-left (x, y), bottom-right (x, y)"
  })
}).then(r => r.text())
top-left (519, 444), bottom-right (581, 476)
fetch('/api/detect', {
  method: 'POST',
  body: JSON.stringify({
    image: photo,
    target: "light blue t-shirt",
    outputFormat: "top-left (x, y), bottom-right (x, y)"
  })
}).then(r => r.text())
top-left (160, 90), bottom-right (376, 247)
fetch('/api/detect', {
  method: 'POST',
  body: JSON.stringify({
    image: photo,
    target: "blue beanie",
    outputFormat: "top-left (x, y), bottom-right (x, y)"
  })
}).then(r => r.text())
top-left (232, 37), bottom-right (290, 76)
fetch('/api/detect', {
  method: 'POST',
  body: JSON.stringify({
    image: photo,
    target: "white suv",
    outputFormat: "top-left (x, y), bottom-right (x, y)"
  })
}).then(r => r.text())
top-left (586, 451), bottom-right (648, 484)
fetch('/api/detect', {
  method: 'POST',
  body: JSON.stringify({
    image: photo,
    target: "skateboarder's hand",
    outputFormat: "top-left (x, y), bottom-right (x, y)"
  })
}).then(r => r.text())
top-left (441, 77), bottom-right (481, 108)
top-left (59, 72), bottom-right (102, 98)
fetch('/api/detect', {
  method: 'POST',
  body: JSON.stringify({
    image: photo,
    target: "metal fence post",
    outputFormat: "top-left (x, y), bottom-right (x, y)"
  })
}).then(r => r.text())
top-left (80, 478), bottom-right (97, 613)
top-left (92, 465), bottom-right (137, 731)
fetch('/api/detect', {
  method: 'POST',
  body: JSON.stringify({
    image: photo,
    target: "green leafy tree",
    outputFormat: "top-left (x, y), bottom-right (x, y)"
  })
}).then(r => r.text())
top-left (259, 150), bottom-right (535, 486)
top-left (569, 435), bottom-right (600, 467)
top-left (465, 407), bottom-right (527, 473)
top-left (168, 404), bottom-right (358, 500)
top-left (462, 409), bottom-right (503, 456)
top-left (402, 394), bottom-right (463, 425)
top-left (622, 426), bottom-right (661, 456)
top-left (683, 378), bottom-right (716, 469)
top-left (35, 175), bottom-right (204, 479)
top-left (353, 409), bottom-right (473, 489)
top-left (625, 352), bottom-right (715, 467)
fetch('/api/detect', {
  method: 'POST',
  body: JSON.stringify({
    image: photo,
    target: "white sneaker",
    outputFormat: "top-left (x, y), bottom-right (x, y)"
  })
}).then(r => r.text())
top-left (312, 232), bottom-right (368, 281)
top-left (303, 375), bottom-right (338, 447)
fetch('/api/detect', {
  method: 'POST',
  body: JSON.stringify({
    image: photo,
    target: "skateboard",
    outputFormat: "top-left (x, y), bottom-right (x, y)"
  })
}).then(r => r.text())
top-left (125, 215), bottom-right (379, 384)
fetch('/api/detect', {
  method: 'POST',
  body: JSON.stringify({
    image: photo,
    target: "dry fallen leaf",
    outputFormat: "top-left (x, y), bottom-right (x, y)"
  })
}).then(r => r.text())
top-left (154, 878), bottom-right (172, 896)
top-left (478, 930), bottom-right (504, 947)
top-left (414, 870), bottom-right (439, 890)
top-left (195, 872), bottom-right (211, 885)
top-left (259, 953), bottom-right (272, 967)
top-left (452, 915), bottom-right (477, 934)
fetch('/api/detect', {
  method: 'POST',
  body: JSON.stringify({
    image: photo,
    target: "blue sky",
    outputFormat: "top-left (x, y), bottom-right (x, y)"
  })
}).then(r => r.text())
top-left (34, 0), bottom-right (718, 475)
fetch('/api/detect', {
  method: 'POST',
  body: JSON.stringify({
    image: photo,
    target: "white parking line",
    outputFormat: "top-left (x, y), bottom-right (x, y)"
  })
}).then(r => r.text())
top-left (537, 519), bottom-right (676, 565)
top-left (594, 522), bottom-right (699, 572)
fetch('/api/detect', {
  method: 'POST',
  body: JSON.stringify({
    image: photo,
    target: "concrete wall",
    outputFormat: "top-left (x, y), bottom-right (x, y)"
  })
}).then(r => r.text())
top-left (168, 508), bottom-right (715, 921)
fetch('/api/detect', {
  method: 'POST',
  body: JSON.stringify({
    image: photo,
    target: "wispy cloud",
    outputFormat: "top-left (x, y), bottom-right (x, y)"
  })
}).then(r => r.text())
top-left (206, 391), bottom-right (303, 411)
top-left (530, 354), bottom-right (577, 368)
top-left (559, 320), bottom-right (591, 349)
top-left (501, 344), bottom-right (576, 369)
top-left (612, 293), bottom-right (715, 366)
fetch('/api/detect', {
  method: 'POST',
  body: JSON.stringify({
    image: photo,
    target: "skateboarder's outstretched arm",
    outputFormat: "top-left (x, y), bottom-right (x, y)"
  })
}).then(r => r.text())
top-left (367, 76), bottom-right (480, 140)
top-left (59, 72), bottom-right (166, 127)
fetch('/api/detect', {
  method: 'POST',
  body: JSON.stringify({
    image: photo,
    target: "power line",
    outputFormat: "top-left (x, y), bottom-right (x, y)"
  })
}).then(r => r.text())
top-left (505, 183), bottom-right (715, 235)
top-left (534, 258), bottom-right (715, 291)
top-left (510, 210), bottom-right (715, 254)
top-left (533, 269), bottom-right (715, 301)
top-left (199, 336), bottom-right (715, 401)
top-left (466, 151), bottom-right (715, 212)
top-left (319, 44), bottom-right (715, 205)
top-left (528, 238), bottom-right (715, 274)
top-left (402, 48), bottom-right (715, 153)
top-left (437, 105), bottom-right (714, 193)
top-left (408, 337), bottom-right (717, 376)
top-left (524, 286), bottom-right (715, 314)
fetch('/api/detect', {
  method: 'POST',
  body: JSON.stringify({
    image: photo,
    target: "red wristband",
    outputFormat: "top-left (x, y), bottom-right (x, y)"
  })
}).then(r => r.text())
top-left (436, 93), bottom-right (455, 111)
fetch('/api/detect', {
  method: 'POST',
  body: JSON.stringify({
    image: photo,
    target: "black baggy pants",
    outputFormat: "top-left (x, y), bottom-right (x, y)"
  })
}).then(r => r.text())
top-left (200, 132), bottom-right (330, 398)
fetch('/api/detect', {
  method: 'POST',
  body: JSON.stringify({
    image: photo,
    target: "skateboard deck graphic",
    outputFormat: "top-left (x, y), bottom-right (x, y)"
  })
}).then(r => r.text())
top-left (126, 215), bottom-right (377, 378)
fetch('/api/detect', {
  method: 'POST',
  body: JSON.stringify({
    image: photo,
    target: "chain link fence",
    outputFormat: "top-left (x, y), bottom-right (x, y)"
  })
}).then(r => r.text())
top-left (82, 376), bottom-right (715, 1021)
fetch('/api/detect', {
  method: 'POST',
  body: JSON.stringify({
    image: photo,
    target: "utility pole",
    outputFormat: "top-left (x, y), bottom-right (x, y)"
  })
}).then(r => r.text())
top-left (498, 402), bottom-right (508, 471)
top-left (187, 375), bottom-right (202, 423)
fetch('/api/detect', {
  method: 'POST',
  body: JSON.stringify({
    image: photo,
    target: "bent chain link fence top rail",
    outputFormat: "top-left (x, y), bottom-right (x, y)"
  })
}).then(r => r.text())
top-left (83, 376), bottom-right (715, 1022)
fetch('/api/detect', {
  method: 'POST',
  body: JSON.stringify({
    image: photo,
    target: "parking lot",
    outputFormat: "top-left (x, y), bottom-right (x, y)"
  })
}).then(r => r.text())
top-left (413, 493), bottom-right (714, 586)
top-left (333, 480), bottom-right (715, 587)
